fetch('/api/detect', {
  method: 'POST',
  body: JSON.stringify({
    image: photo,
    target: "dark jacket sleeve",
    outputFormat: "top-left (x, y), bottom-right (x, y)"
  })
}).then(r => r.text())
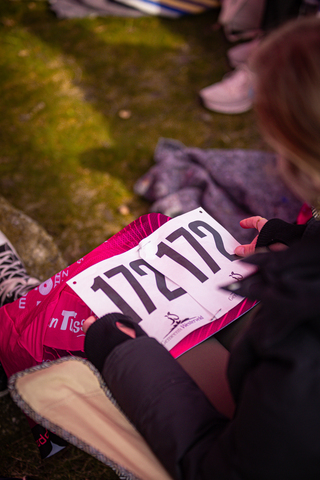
top-left (102, 336), bottom-right (229, 480)
top-left (101, 330), bottom-right (320, 480)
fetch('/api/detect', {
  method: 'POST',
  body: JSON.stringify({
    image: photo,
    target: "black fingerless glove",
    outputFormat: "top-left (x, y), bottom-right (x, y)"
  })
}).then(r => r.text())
top-left (256, 218), bottom-right (307, 249)
top-left (84, 312), bottom-right (147, 372)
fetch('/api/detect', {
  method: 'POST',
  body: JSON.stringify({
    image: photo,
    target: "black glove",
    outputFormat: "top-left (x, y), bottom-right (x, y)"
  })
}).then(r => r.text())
top-left (256, 218), bottom-right (307, 249)
top-left (84, 312), bottom-right (147, 372)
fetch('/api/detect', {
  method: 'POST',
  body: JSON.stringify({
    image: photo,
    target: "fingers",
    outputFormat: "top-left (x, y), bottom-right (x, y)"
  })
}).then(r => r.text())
top-left (82, 315), bottom-right (97, 334)
top-left (116, 321), bottom-right (136, 339)
top-left (268, 243), bottom-right (288, 252)
top-left (239, 216), bottom-right (267, 232)
top-left (235, 216), bottom-right (268, 257)
top-left (83, 315), bottom-right (137, 338)
top-left (234, 235), bottom-right (258, 257)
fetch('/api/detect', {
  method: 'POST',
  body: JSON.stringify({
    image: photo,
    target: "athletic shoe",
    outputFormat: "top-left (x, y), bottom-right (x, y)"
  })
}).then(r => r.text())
top-left (199, 65), bottom-right (254, 114)
top-left (0, 362), bottom-right (8, 397)
top-left (0, 231), bottom-right (40, 307)
top-left (227, 38), bottom-right (260, 68)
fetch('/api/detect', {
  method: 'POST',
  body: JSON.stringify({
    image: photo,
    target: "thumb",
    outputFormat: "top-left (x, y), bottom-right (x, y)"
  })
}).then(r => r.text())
top-left (83, 315), bottom-right (97, 334)
top-left (234, 235), bottom-right (258, 257)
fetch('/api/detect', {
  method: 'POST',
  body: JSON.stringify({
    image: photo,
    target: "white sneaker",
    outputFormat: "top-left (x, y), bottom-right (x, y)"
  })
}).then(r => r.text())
top-left (227, 38), bottom-right (260, 68)
top-left (0, 230), bottom-right (40, 307)
top-left (199, 66), bottom-right (254, 114)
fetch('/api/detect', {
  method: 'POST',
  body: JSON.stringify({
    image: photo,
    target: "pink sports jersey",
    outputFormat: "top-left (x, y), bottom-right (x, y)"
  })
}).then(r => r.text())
top-left (0, 214), bottom-right (171, 379)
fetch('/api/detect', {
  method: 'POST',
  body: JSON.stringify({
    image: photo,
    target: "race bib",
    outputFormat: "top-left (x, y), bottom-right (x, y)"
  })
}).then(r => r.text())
top-left (68, 208), bottom-right (254, 350)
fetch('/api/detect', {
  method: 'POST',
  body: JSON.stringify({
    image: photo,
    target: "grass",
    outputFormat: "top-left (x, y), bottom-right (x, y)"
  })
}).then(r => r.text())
top-left (0, 0), bottom-right (265, 477)
top-left (0, 0), bottom-right (264, 264)
top-left (0, 393), bottom-right (120, 479)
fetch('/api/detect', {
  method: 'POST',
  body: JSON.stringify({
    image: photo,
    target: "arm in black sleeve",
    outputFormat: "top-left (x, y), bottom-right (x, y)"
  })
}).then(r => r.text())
top-left (101, 332), bottom-right (318, 480)
top-left (102, 336), bottom-right (229, 480)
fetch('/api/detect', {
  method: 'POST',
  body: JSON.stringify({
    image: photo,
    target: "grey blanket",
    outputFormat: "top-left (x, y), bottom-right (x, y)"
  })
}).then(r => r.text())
top-left (134, 138), bottom-right (303, 243)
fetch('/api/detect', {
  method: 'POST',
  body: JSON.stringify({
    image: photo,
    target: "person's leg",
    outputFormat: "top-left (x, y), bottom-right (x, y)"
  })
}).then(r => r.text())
top-left (200, 0), bottom-right (305, 114)
top-left (177, 306), bottom-right (257, 418)
top-left (262, 0), bottom-right (303, 31)
top-left (227, 38), bottom-right (261, 68)
top-left (0, 231), bottom-right (40, 396)
top-left (177, 337), bottom-right (235, 418)
top-left (214, 306), bottom-right (258, 351)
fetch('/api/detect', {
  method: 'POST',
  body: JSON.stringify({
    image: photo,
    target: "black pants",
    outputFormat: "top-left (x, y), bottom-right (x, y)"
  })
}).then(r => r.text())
top-left (262, 0), bottom-right (303, 31)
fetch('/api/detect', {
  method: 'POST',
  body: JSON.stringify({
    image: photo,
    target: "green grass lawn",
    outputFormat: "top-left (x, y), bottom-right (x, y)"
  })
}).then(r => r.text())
top-left (0, 0), bottom-right (264, 265)
top-left (0, 1), bottom-right (265, 478)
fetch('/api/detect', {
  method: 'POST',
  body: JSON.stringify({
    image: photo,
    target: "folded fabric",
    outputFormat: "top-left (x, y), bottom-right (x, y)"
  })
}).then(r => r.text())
top-left (48, 0), bottom-right (144, 18)
top-left (48, 0), bottom-right (219, 18)
top-left (134, 138), bottom-right (303, 244)
top-left (113, 0), bottom-right (219, 18)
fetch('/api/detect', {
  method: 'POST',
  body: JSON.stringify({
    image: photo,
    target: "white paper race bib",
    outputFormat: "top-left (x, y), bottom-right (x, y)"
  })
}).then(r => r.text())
top-left (68, 209), bottom-right (254, 350)
top-left (138, 208), bottom-right (253, 313)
